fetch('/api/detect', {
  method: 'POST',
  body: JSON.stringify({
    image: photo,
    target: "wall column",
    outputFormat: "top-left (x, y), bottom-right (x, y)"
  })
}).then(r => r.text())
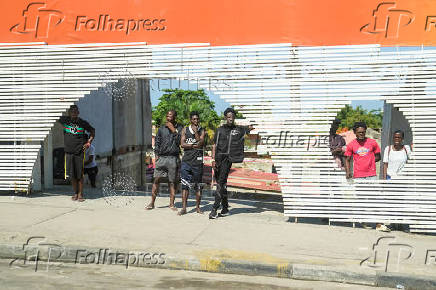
top-left (43, 133), bottom-right (54, 189)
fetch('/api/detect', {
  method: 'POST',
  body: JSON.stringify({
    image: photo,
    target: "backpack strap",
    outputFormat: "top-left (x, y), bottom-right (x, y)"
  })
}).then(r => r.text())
top-left (404, 145), bottom-right (409, 160)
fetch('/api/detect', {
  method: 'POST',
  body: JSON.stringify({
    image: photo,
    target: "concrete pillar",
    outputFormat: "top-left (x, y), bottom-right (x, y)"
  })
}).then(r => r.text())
top-left (380, 102), bottom-right (392, 178)
top-left (140, 79), bottom-right (152, 187)
top-left (43, 133), bottom-right (54, 189)
top-left (32, 150), bottom-right (42, 192)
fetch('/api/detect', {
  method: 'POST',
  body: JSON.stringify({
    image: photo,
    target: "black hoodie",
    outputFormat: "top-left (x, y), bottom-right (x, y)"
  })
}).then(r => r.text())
top-left (155, 123), bottom-right (183, 157)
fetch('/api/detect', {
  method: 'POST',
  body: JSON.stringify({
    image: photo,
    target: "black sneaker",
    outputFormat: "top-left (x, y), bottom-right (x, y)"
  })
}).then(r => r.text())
top-left (209, 209), bottom-right (218, 219)
top-left (219, 208), bottom-right (229, 217)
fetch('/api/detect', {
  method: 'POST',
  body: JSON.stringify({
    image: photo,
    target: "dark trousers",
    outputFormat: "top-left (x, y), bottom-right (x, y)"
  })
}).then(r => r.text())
top-left (213, 157), bottom-right (232, 210)
top-left (84, 166), bottom-right (98, 187)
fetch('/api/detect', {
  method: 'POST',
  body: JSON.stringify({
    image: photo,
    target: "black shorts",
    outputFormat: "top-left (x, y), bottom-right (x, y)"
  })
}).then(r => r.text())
top-left (65, 152), bottom-right (85, 180)
top-left (180, 162), bottom-right (203, 191)
top-left (84, 166), bottom-right (98, 177)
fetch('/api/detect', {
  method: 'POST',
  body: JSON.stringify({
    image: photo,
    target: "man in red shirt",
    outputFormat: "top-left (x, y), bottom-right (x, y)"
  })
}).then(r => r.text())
top-left (344, 122), bottom-right (389, 232)
top-left (345, 122), bottom-right (381, 180)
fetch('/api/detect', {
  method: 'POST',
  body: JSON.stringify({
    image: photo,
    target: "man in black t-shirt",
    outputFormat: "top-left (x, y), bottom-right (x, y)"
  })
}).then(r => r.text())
top-left (209, 108), bottom-right (253, 219)
top-left (146, 110), bottom-right (183, 211)
top-left (178, 111), bottom-right (205, 216)
top-left (58, 105), bottom-right (95, 202)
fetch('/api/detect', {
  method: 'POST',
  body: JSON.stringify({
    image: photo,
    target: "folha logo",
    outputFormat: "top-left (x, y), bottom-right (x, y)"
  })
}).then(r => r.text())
top-left (10, 2), bottom-right (64, 38)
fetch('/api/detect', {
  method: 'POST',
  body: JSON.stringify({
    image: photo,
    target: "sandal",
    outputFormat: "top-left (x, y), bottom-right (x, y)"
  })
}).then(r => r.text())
top-left (71, 194), bottom-right (78, 201)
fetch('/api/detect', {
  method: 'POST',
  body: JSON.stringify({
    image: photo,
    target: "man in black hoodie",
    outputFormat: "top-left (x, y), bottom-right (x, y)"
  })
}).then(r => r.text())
top-left (146, 110), bottom-right (183, 211)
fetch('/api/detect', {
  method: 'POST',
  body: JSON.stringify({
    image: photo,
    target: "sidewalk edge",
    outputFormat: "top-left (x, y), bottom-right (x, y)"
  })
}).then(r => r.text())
top-left (1, 243), bottom-right (436, 288)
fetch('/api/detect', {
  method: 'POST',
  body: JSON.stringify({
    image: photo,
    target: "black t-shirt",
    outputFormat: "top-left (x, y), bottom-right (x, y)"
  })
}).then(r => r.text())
top-left (59, 116), bottom-right (94, 155)
top-left (182, 126), bottom-right (204, 165)
top-left (213, 124), bottom-right (249, 163)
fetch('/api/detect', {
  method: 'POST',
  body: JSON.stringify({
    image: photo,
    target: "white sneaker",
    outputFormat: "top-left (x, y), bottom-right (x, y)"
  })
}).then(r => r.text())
top-left (376, 224), bottom-right (391, 232)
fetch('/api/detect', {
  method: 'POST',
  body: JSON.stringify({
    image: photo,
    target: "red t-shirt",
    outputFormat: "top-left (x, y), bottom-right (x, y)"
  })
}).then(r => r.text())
top-left (345, 138), bottom-right (380, 178)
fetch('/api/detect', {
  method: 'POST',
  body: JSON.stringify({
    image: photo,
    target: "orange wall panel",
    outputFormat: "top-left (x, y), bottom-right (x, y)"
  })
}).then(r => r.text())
top-left (1, 0), bottom-right (436, 46)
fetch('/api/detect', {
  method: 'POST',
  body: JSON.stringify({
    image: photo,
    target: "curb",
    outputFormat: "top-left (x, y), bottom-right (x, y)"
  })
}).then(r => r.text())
top-left (2, 243), bottom-right (436, 289)
top-left (376, 272), bottom-right (436, 290)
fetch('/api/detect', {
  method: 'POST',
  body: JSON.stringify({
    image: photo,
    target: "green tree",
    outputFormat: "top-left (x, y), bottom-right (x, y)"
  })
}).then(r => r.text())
top-left (152, 89), bottom-right (221, 141)
top-left (336, 105), bottom-right (383, 130)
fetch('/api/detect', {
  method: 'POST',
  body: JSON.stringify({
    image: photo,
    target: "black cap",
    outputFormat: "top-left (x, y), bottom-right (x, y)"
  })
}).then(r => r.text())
top-left (69, 105), bottom-right (79, 111)
top-left (223, 107), bottom-right (236, 116)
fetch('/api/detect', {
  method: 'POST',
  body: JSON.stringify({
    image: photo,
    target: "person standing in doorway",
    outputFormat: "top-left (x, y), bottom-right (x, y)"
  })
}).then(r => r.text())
top-left (383, 130), bottom-right (411, 180)
top-left (146, 110), bottom-right (183, 211)
top-left (209, 108), bottom-right (253, 219)
top-left (178, 111), bottom-right (205, 215)
top-left (58, 105), bottom-right (95, 202)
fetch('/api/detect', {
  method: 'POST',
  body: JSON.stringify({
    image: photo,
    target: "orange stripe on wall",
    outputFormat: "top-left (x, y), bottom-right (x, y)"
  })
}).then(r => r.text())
top-left (1, 0), bottom-right (436, 46)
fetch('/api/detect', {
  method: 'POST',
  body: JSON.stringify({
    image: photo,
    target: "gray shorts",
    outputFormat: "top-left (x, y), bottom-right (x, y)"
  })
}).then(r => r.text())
top-left (153, 156), bottom-right (180, 183)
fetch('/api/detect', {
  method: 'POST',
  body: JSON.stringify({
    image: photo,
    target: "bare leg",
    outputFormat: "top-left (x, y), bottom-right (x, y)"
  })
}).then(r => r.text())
top-left (178, 189), bottom-right (188, 215)
top-left (71, 179), bottom-right (78, 200)
top-left (77, 178), bottom-right (85, 201)
top-left (168, 182), bottom-right (177, 211)
top-left (196, 188), bottom-right (203, 214)
top-left (146, 178), bottom-right (159, 210)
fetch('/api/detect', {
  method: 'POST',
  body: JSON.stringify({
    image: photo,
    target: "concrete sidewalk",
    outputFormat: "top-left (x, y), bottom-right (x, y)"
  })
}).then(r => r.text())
top-left (1, 186), bottom-right (436, 289)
